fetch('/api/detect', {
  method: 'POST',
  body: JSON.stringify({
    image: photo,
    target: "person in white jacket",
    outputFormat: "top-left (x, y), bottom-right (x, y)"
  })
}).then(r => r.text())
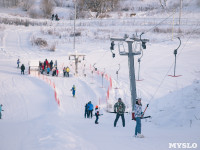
top-left (134, 98), bottom-right (144, 138)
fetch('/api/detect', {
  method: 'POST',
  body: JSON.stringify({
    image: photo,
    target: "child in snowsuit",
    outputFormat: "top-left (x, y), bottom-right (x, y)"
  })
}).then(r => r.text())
top-left (21, 64), bottom-right (25, 75)
top-left (0, 104), bottom-right (4, 119)
top-left (95, 105), bottom-right (100, 124)
top-left (134, 98), bottom-right (144, 138)
top-left (71, 85), bottom-right (76, 97)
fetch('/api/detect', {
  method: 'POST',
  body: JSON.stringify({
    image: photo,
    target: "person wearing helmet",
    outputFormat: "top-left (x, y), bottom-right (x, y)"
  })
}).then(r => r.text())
top-left (95, 105), bottom-right (100, 124)
top-left (114, 98), bottom-right (126, 127)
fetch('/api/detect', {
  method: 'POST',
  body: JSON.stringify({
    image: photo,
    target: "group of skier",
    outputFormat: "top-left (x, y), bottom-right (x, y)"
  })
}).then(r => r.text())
top-left (83, 97), bottom-right (145, 138)
top-left (85, 101), bottom-right (101, 124)
top-left (16, 59), bottom-right (145, 138)
top-left (39, 59), bottom-right (59, 76)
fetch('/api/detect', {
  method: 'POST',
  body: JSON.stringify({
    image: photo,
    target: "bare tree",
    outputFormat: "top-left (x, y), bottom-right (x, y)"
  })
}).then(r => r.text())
top-left (41, 0), bottom-right (55, 18)
top-left (159, 0), bottom-right (167, 9)
top-left (21, 0), bottom-right (34, 11)
top-left (77, 0), bottom-right (120, 18)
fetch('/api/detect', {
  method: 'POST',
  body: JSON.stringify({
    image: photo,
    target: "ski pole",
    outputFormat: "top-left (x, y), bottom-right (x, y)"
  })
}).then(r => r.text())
top-left (141, 104), bottom-right (149, 118)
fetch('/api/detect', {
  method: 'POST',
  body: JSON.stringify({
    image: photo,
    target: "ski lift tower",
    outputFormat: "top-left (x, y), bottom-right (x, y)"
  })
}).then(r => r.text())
top-left (68, 0), bottom-right (86, 76)
top-left (110, 33), bottom-right (149, 112)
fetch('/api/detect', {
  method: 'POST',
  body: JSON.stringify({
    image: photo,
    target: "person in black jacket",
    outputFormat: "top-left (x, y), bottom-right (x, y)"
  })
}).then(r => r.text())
top-left (21, 64), bottom-right (25, 75)
top-left (84, 103), bottom-right (88, 118)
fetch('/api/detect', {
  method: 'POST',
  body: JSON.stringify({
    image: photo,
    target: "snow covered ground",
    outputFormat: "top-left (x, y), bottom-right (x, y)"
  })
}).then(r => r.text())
top-left (0, 2), bottom-right (200, 150)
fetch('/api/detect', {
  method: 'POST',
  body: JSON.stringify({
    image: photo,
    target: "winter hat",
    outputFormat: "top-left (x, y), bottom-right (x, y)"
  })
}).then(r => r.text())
top-left (118, 98), bottom-right (122, 101)
top-left (95, 105), bottom-right (98, 108)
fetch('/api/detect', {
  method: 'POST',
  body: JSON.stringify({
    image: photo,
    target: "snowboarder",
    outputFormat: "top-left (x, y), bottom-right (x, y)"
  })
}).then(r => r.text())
top-left (0, 104), bottom-right (4, 119)
top-left (17, 58), bottom-right (20, 68)
top-left (95, 105), bottom-right (100, 124)
top-left (21, 64), bottom-right (25, 75)
top-left (87, 101), bottom-right (93, 118)
top-left (114, 98), bottom-right (126, 127)
top-left (66, 66), bottom-right (70, 77)
top-left (71, 85), bottom-right (76, 97)
top-left (84, 103), bottom-right (88, 118)
top-left (134, 98), bottom-right (144, 138)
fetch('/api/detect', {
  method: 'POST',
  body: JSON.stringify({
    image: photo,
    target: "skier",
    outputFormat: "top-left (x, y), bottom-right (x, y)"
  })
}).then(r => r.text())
top-left (21, 64), bottom-right (25, 75)
top-left (134, 98), bottom-right (144, 138)
top-left (66, 66), bottom-right (70, 77)
top-left (95, 105), bottom-right (100, 124)
top-left (52, 67), bottom-right (56, 76)
top-left (17, 58), bottom-right (20, 68)
top-left (71, 85), bottom-right (76, 97)
top-left (84, 103), bottom-right (88, 118)
top-left (63, 67), bottom-right (66, 77)
top-left (0, 104), bottom-right (4, 119)
top-left (56, 68), bottom-right (59, 76)
top-left (47, 66), bottom-right (50, 75)
top-left (87, 101), bottom-right (93, 118)
top-left (114, 98), bottom-right (126, 127)
top-left (50, 60), bottom-right (53, 70)
top-left (41, 63), bottom-right (45, 74)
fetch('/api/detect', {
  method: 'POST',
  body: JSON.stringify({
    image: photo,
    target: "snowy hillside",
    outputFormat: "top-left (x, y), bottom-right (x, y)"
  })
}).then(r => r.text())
top-left (0, 1), bottom-right (200, 150)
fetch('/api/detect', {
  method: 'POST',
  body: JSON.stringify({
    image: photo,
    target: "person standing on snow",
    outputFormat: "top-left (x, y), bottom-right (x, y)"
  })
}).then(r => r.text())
top-left (71, 85), bottom-right (76, 97)
top-left (50, 60), bottom-right (53, 70)
top-left (114, 98), bottom-right (126, 127)
top-left (63, 67), bottom-right (66, 77)
top-left (87, 101), bottom-right (93, 118)
top-left (21, 64), bottom-right (25, 75)
top-left (0, 104), bottom-right (4, 119)
top-left (17, 59), bottom-right (20, 68)
top-left (66, 66), bottom-right (70, 77)
top-left (47, 66), bottom-right (50, 75)
top-left (134, 98), bottom-right (144, 138)
top-left (84, 102), bottom-right (89, 118)
top-left (95, 105), bottom-right (100, 124)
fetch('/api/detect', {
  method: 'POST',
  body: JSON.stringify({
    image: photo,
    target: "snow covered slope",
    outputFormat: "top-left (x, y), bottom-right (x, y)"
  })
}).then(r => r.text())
top-left (0, 3), bottom-right (200, 150)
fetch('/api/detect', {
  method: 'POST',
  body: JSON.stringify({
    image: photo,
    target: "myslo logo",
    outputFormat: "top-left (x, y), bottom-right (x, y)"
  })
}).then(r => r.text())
top-left (169, 143), bottom-right (198, 149)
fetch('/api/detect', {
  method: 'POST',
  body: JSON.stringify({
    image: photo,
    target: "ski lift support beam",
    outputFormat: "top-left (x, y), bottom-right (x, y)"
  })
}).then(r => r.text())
top-left (110, 34), bottom-right (149, 111)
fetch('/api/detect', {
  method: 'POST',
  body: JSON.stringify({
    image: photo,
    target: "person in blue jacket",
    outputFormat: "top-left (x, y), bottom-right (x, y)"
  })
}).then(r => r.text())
top-left (0, 104), bottom-right (4, 119)
top-left (87, 101), bottom-right (93, 118)
top-left (17, 59), bottom-right (20, 68)
top-left (71, 85), bottom-right (76, 97)
top-left (47, 67), bottom-right (50, 75)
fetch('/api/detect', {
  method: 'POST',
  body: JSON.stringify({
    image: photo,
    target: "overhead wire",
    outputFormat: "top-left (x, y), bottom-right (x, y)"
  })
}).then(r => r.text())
top-left (146, 23), bottom-right (199, 105)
